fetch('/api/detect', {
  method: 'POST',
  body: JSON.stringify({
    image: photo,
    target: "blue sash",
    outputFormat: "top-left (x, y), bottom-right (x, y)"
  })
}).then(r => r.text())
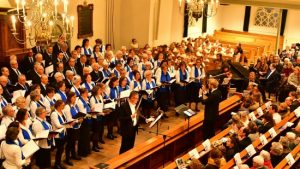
top-left (114, 69), bottom-right (120, 77)
top-left (109, 87), bottom-right (118, 99)
top-left (70, 105), bottom-right (80, 129)
top-left (57, 114), bottom-right (65, 138)
top-left (72, 86), bottom-right (80, 97)
top-left (84, 82), bottom-right (94, 92)
top-left (179, 70), bottom-right (187, 81)
top-left (1, 98), bottom-right (7, 108)
top-left (37, 118), bottom-right (53, 146)
top-left (21, 128), bottom-right (31, 141)
top-left (6, 140), bottom-right (25, 160)
top-left (79, 97), bottom-right (92, 124)
top-left (118, 85), bottom-right (129, 92)
top-left (160, 72), bottom-right (171, 92)
top-left (83, 47), bottom-right (92, 55)
top-left (146, 80), bottom-right (156, 90)
top-left (57, 90), bottom-right (67, 102)
top-left (103, 70), bottom-right (110, 78)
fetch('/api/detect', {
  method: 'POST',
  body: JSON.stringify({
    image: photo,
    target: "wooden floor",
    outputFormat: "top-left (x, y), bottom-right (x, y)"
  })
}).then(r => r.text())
top-left (32, 104), bottom-right (203, 169)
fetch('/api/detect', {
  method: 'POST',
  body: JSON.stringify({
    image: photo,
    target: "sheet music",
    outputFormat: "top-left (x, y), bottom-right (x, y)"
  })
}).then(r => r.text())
top-left (249, 112), bottom-right (257, 121)
top-left (45, 65), bottom-right (54, 75)
top-left (120, 89), bottom-right (131, 99)
top-left (21, 140), bottom-right (40, 159)
top-left (260, 135), bottom-right (268, 146)
top-left (149, 113), bottom-right (163, 128)
top-left (234, 153), bottom-right (242, 165)
top-left (34, 130), bottom-right (49, 139)
top-left (146, 89), bottom-right (153, 95)
top-left (245, 144), bottom-right (256, 157)
top-left (12, 90), bottom-right (26, 103)
top-left (0, 125), bottom-right (7, 140)
top-left (286, 153), bottom-right (295, 166)
top-left (256, 107), bottom-right (264, 116)
top-left (169, 79), bottom-right (176, 84)
top-left (294, 106), bottom-right (300, 118)
top-left (202, 139), bottom-right (211, 151)
top-left (268, 128), bottom-right (277, 138)
top-left (94, 103), bottom-right (103, 112)
top-left (104, 101), bottom-right (116, 109)
top-left (188, 148), bottom-right (200, 159)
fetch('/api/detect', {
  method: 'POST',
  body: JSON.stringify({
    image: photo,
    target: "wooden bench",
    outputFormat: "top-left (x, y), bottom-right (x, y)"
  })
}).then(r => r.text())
top-left (104, 95), bottom-right (242, 169)
top-left (221, 109), bottom-right (299, 169)
top-left (165, 101), bottom-right (271, 169)
top-left (275, 140), bottom-right (300, 169)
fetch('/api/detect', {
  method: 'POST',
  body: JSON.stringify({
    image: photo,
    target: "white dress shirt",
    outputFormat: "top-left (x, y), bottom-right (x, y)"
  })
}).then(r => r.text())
top-left (32, 117), bottom-right (52, 149)
top-left (1, 116), bottom-right (14, 128)
top-left (18, 123), bottom-right (34, 145)
top-left (1, 140), bottom-right (26, 169)
top-left (128, 102), bottom-right (137, 126)
top-left (50, 110), bottom-right (66, 138)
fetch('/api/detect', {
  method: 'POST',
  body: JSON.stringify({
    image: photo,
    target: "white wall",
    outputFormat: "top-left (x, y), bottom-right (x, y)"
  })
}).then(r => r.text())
top-left (219, 4), bottom-right (245, 31)
top-left (68, 0), bottom-right (106, 49)
top-left (284, 9), bottom-right (300, 46)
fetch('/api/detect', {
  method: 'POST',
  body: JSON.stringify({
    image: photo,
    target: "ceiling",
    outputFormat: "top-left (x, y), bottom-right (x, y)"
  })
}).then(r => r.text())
top-left (220, 0), bottom-right (300, 9)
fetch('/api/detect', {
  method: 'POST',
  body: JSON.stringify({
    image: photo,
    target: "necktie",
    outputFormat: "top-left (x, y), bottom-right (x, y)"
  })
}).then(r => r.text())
top-left (15, 69), bottom-right (20, 76)
top-left (29, 57), bottom-right (33, 63)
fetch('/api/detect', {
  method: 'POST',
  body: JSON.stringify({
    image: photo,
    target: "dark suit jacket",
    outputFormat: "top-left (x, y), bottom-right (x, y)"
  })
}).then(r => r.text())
top-left (202, 89), bottom-right (222, 121)
top-left (40, 83), bottom-right (48, 96)
top-left (64, 79), bottom-right (73, 90)
top-left (290, 100), bottom-right (300, 112)
top-left (64, 65), bottom-right (79, 75)
top-left (32, 46), bottom-right (44, 55)
top-left (76, 61), bottom-right (86, 77)
top-left (8, 67), bottom-right (21, 85)
top-left (43, 53), bottom-right (54, 67)
top-left (1, 85), bottom-right (12, 103)
top-left (20, 55), bottom-right (35, 73)
top-left (14, 83), bottom-right (30, 91)
top-left (53, 43), bottom-right (62, 56)
top-left (265, 70), bottom-right (281, 91)
top-left (119, 101), bottom-right (137, 137)
top-left (90, 70), bottom-right (104, 82)
top-left (27, 70), bottom-right (41, 84)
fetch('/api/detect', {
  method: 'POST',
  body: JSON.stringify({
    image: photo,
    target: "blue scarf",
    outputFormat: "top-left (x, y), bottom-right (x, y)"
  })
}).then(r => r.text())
top-left (79, 97), bottom-right (92, 124)
top-left (21, 128), bottom-right (31, 141)
top-left (1, 98), bottom-right (7, 108)
top-left (179, 69), bottom-right (187, 81)
top-left (57, 113), bottom-right (65, 138)
top-left (70, 105), bottom-right (80, 129)
top-left (49, 98), bottom-right (56, 106)
top-left (114, 69), bottom-right (120, 78)
top-left (6, 140), bottom-right (25, 160)
top-left (57, 90), bottom-right (67, 102)
top-left (133, 80), bottom-right (141, 89)
top-left (146, 80), bottom-right (156, 90)
top-left (84, 82), bottom-right (94, 92)
top-left (160, 72), bottom-right (171, 92)
top-left (129, 71), bottom-right (134, 80)
top-left (72, 86), bottom-right (80, 97)
top-left (37, 118), bottom-right (53, 146)
top-left (103, 70), bottom-right (110, 77)
top-left (83, 47), bottom-right (92, 55)
top-left (118, 85), bottom-right (129, 92)
top-left (110, 87), bottom-right (118, 99)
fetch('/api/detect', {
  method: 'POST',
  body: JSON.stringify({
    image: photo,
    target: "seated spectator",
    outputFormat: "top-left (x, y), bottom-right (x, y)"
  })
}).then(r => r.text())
top-left (251, 155), bottom-right (267, 169)
top-left (187, 158), bottom-right (204, 169)
top-left (278, 102), bottom-right (289, 118)
top-left (258, 112), bottom-right (275, 134)
top-left (237, 127), bottom-right (251, 150)
top-left (248, 121), bottom-right (259, 142)
top-left (268, 104), bottom-right (281, 124)
top-left (270, 142), bottom-right (284, 166)
top-left (204, 148), bottom-right (226, 169)
top-left (240, 111), bottom-right (250, 127)
top-left (260, 150), bottom-right (273, 169)
top-left (225, 135), bottom-right (239, 161)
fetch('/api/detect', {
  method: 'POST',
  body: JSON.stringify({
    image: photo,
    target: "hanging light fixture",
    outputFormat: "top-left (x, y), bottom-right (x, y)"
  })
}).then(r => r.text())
top-left (180, 0), bottom-right (219, 21)
top-left (8, 0), bottom-right (74, 45)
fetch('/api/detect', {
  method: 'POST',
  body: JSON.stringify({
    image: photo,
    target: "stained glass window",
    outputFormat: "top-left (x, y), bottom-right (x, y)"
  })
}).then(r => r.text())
top-left (254, 7), bottom-right (279, 28)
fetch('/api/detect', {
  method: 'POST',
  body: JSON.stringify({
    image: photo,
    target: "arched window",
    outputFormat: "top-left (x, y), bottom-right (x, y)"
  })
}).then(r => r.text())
top-left (254, 7), bottom-right (279, 28)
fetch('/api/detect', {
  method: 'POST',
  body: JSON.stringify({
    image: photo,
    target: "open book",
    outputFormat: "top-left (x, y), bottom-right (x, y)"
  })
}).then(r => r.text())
top-left (21, 140), bottom-right (40, 159)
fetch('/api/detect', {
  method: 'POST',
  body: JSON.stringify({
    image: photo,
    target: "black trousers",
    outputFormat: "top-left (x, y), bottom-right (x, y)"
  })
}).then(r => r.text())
top-left (91, 118), bottom-right (100, 147)
top-left (54, 138), bottom-right (66, 166)
top-left (35, 148), bottom-right (51, 168)
top-left (78, 119), bottom-right (91, 156)
top-left (119, 128), bottom-right (136, 154)
top-left (65, 128), bottom-right (79, 160)
top-left (157, 90), bottom-right (170, 112)
top-left (203, 119), bottom-right (216, 140)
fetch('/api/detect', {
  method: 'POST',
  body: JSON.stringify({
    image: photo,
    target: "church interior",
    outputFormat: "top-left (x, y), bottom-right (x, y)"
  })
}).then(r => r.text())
top-left (1, 0), bottom-right (300, 169)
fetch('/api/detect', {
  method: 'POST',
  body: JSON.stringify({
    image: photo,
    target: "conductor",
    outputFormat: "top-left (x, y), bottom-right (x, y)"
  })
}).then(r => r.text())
top-left (119, 91), bottom-right (140, 154)
top-left (201, 78), bottom-right (222, 139)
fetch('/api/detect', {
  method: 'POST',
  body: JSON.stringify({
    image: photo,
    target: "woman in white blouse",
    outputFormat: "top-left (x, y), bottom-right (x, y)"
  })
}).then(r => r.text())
top-left (70, 75), bottom-right (82, 97)
top-left (1, 124), bottom-right (30, 169)
top-left (15, 109), bottom-right (34, 145)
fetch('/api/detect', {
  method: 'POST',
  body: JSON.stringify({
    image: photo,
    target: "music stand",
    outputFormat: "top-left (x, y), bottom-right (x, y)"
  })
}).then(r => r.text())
top-left (175, 104), bottom-right (197, 133)
top-left (149, 113), bottom-right (164, 136)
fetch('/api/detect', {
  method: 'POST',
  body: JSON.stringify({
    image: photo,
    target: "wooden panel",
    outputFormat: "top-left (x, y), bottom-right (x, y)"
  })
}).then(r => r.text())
top-left (105, 95), bottom-right (242, 169)
top-left (0, 12), bottom-right (29, 67)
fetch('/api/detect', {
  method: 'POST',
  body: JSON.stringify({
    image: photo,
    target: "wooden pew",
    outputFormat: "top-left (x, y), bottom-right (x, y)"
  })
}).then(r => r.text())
top-left (275, 141), bottom-right (300, 169)
top-left (221, 109), bottom-right (299, 169)
top-left (104, 95), bottom-right (242, 169)
top-left (164, 101), bottom-right (271, 169)
top-left (214, 29), bottom-right (284, 54)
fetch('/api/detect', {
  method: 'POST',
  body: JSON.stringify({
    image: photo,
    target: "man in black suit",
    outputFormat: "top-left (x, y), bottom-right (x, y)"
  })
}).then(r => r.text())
top-left (0, 76), bottom-right (12, 103)
top-left (32, 42), bottom-right (44, 55)
top-left (119, 91), bottom-right (139, 154)
top-left (201, 78), bottom-right (222, 139)
top-left (8, 59), bottom-right (22, 85)
top-left (14, 74), bottom-right (31, 96)
top-left (53, 52), bottom-right (67, 68)
top-left (76, 55), bottom-right (87, 78)
top-left (40, 74), bottom-right (49, 96)
top-left (43, 46), bottom-right (54, 67)
top-left (20, 49), bottom-right (35, 73)
top-left (61, 43), bottom-right (71, 62)
top-left (64, 70), bottom-right (74, 90)
top-left (64, 58), bottom-right (78, 75)
top-left (262, 63), bottom-right (281, 99)
top-left (27, 63), bottom-right (43, 84)
top-left (90, 63), bottom-right (103, 82)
